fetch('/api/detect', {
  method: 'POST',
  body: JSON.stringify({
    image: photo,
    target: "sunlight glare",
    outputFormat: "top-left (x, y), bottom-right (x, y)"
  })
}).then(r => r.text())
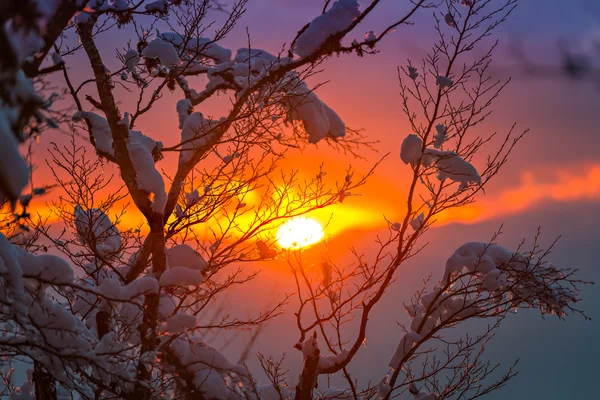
top-left (276, 217), bottom-right (324, 249)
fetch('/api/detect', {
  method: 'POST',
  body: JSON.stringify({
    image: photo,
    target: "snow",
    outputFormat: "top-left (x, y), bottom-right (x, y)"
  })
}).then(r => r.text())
top-left (0, 233), bottom-right (27, 318)
top-left (421, 287), bottom-right (442, 308)
top-left (223, 48), bottom-right (292, 94)
top-left (472, 255), bottom-right (497, 275)
top-left (127, 141), bottom-right (167, 213)
top-left (443, 242), bottom-right (511, 282)
top-left (234, 48), bottom-right (278, 65)
top-left (482, 268), bottom-right (507, 291)
top-left (404, 302), bottom-right (424, 319)
top-left (185, 189), bottom-right (201, 207)
top-left (121, 276), bottom-right (160, 299)
top-left (423, 148), bottom-right (481, 189)
top-left (400, 134), bottom-right (423, 166)
top-left (175, 203), bottom-right (186, 218)
top-left (288, 85), bottom-right (328, 143)
top-left (108, 0), bottom-right (128, 11)
top-left (301, 335), bottom-right (319, 358)
top-left (166, 244), bottom-right (207, 271)
top-left (285, 78), bottom-right (346, 143)
top-left (176, 98), bottom-right (193, 129)
top-left (12, 284), bottom-right (100, 389)
top-left (130, 129), bottom-right (162, 154)
top-left (206, 49), bottom-right (346, 145)
top-left (161, 32), bottom-right (232, 64)
top-left (98, 276), bottom-right (159, 301)
top-left (318, 348), bottom-right (349, 372)
top-left (445, 242), bottom-right (514, 276)
top-left (294, 0), bottom-right (361, 58)
top-left (5, 22), bottom-right (45, 65)
top-left (159, 294), bottom-right (176, 318)
top-left (376, 376), bottom-right (391, 399)
top-left (142, 37), bottom-right (181, 67)
top-left (439, 242), bottom-right (570, 315)
top-left (322, 102), bottom-right (346, 138)
top-left (145, 0), bottom-right (168, 12)
top-left (434, 124), bottom-right (447, 148)
top-left (445, 13), bottom-right (457, 28)
top-left (179, 112), bottom-right (223, 164)
top-left (221, 151), bottom-right (240, 164)
top-left (98, 277), bottom-right (121, 299)
top-left (170, 336), bottom-right (248, 395)
top-left (124, 49), bottom-right (139, 73)
top-left (389, 332), bottom-right (422, 370)
top-left (410, 213), bottom-right (424, 231)
top-left (408, 65), bottom-right (419, 80)
top-left (192, 39), bottom-right (232, 64)
top-left (74, 206), bottom-right (121, 256)
top-left (14, 246), bottom-right (74, 285)
top-left (72, 111), bottom-right (114, 155)
top-left (166, 312), bottom-right (197, 333)
top-left (0, 111), bottom-right (29, 204)
top-left (443, 296), bottom-right (469, 314)
top-left (159, 266), bottom-right (204, 286)
top-left (436, 75), bottom-right (453, 89)
top-left (0, 68), bottom-right (46, 204)
top-left (444, 13), bottom-right (456, 28)
top-left (365, 30), bottom-right (377, 43)
top-left (410, 315), bottom-right (436, 335)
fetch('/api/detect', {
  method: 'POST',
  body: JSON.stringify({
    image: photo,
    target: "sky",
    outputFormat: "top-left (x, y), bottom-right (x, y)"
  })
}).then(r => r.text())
top-left (20, 0), bottom-right (600, 397)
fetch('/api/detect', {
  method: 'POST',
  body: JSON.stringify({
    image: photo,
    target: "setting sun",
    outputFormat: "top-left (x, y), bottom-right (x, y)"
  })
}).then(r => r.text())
top-left (276, 217), bottom-right (325, 249)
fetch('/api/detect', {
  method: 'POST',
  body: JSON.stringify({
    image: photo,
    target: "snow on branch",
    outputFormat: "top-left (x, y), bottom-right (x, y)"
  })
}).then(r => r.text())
top-left (142, 36), bottom-right (181, 68)
top-left (400, 133), bottom-right (481, 189)
top-left (294, 0), bottom-right (361, 58)
top-left (127, 141), bottom-right (167, 213)
top-left (283, 75), bottom-right (346, 144)
top-left (74, 205), bottom-right (122, 256)
top-left (72, 110), bottom-right (163, 160)
top-left (71, 109), bottom-right (168, 213)
top-left (179, 111), bottom-right (227, 164)
top-left (165, 335), bottom-right (249, 398)
top-left (388, 241), bottom-right (583, 375)
top-left (160, 32), bottom-right (232, 64)
top-left (422, 148), bottom-right (481, 189)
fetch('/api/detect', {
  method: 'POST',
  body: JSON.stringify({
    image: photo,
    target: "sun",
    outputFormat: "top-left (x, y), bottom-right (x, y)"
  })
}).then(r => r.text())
top-left (276, 217), bottom-right (324, 249)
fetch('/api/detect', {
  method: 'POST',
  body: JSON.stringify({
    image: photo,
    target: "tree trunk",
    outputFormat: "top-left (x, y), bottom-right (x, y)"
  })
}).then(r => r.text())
top-left (133, 223), bottom-right (167, 399)
top-left (33, 361), bottom-right (56, 400)
top-left (96, 310), bottom-right (110, 339)
top-left (295, 333), bottom-right (320, 400)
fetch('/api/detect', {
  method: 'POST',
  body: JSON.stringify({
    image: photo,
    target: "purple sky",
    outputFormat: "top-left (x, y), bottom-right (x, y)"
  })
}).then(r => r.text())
top-left (31, 0), bottom-right (600, 397)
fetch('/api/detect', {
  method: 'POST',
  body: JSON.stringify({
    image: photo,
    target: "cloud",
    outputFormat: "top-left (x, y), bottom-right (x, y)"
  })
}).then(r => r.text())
top-left (435, 163), bottom-right (600, 225)
top-left (313, 162), bottom-right (600, 235)
top-left (15, 160), bottom-right (600, 245)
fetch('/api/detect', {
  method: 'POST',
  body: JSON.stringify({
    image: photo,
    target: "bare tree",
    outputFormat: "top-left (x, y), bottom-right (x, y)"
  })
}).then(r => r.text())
top-left (0, 0), bottom-right (591, 399)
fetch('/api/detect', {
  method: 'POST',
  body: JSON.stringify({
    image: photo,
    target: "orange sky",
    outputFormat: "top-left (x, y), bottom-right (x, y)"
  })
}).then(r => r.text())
top-left (22, 129), bottom-right (600, 244)
top-left (13, 3), bottom-right (598, 399)
top-left (14, 0), bottom-right (600, 250)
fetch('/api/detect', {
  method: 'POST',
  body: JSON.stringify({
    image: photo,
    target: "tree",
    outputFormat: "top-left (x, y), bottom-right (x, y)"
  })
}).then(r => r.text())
top-left (0, 0), bottom-right (590, 399)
